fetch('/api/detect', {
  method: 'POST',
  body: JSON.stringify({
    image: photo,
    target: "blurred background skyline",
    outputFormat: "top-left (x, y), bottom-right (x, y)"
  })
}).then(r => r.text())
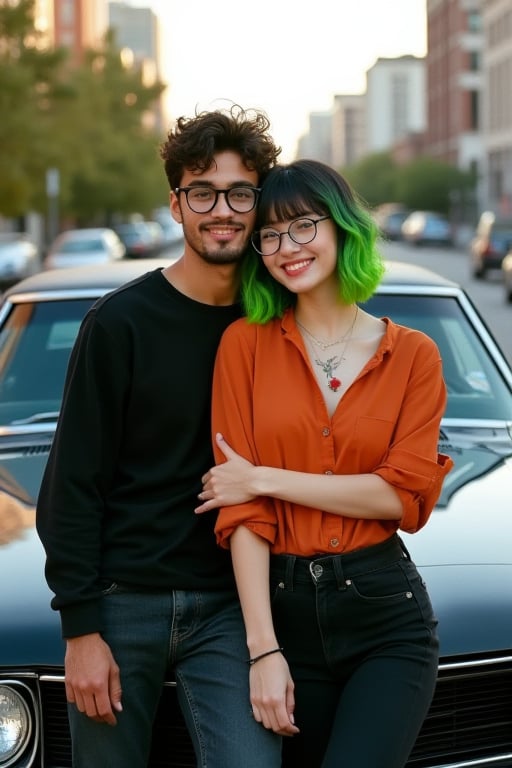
top-left (138, 0), bottom-right (427, 160)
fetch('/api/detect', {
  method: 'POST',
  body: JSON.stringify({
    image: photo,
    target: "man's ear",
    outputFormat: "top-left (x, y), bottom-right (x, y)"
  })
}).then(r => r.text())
top-left (169, 190), bottom-right (183, 223)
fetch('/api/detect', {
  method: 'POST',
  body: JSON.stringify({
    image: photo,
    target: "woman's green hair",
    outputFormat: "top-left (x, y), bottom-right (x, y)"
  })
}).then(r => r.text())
top-left (241, 159), bottom-right (385, 323)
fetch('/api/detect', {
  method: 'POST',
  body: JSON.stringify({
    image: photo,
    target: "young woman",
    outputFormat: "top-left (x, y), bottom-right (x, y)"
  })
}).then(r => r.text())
top-left (196, 160), bottom-right (453, 768)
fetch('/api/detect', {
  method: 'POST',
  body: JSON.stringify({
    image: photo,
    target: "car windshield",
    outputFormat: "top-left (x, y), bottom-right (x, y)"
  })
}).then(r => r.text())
top-left (58, 239), bottom-right (104, 253)
top-left (0, 291), bottom-right (510, 428)
top-left (0, 298), bottom-right (95, 425)
top-left (363, 293), bottom-right (512, 421)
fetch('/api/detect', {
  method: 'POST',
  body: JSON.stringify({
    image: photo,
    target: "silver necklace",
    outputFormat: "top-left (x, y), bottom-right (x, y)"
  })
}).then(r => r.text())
top-left (295, 307), bottom-right (358, 350)
top-left (298, 307), bottom-right (358, 392)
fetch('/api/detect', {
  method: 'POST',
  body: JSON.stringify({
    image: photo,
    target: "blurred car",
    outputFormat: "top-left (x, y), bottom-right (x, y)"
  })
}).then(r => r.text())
top-left (502, 249), bottom-right (512, 303)
top-left (0, 232), bottom-right (40, 287)
top-left (470, 211), bottom-right (512, 279)
top-left (401, 211), bottom-right (453, 246)
top-left (44, 228), bottom-right (125, 270)
top-left (0, 260), bottom-right (512, 767)
top-left (157, 216), bottom-right (184, 248)
top-left (373, 204), bottom-right (411, 241)
top-left (114, 220), bottom-right (165, 258)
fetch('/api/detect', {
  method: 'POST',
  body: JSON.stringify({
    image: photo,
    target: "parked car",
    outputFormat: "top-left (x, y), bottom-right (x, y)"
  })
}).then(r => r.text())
top-left (470, 211), bottom-right (512, 279)
top-left (0, 260), bottom-right (511, 768)
top-left (502, 249), bottom-right (512, 303)
top-left (0, 232), bottom-right (40, 287)
top-left (152, 206), bottom-right (184, 248)
top-left (43, 228), bottom-right (126, 270)
top-left (154, 214), bottom-right (184, 248)
top-left (373, 203), bottom-right (411, 241)
top-left (401, 211), bottom-right (453, 246)
top-left (114, 220), bottom-right (165, 258)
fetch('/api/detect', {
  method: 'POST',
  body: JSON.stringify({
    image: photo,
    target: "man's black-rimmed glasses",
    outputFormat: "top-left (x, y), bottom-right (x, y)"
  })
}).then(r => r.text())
top-left (175, 186), bottom-right (261, 214)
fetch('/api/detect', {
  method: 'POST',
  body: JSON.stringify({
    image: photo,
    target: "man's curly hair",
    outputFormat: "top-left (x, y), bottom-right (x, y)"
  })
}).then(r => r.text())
top-left (160, 104), bottom-right (281, 190)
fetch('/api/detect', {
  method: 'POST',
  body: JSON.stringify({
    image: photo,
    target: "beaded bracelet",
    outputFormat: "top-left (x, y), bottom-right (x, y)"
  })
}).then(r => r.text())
top-left (248, 647), bottom-right (284, 666)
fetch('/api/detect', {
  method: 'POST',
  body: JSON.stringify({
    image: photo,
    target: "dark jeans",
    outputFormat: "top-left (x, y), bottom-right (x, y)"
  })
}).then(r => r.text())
top-left (269, 534), bottom-right (439, 768)
top-left (68, 586), bottom-right (281, 768)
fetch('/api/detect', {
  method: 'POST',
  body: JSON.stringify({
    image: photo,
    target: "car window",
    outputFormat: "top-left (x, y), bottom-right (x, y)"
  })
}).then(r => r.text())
top-left (59, 239), bottom-right (104, 253)
top-left (363, 293), bottom-right (512, 420)
top-left (0, 298), bottom-right (95, 425)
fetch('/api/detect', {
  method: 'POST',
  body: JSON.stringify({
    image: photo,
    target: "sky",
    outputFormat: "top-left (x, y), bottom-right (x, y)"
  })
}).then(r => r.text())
top-left (129, 0), bottom-right (427, 161)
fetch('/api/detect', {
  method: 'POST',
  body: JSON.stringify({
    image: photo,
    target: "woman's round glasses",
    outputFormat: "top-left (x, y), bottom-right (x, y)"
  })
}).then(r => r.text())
top-left (175, 186), bottom-right (260, 214)
top-left (251, 216), bottom-right (330, 256)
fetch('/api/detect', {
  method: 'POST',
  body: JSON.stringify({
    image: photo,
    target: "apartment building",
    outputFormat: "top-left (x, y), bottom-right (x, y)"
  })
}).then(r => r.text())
top-left (51, 0), bottom-right (107, 61)
top-left (482, 0), bottom-right (512, 215)
top-left (426, 0), bottom-right (484, 214)
top-left (366, 55), bottom-right (426, 153)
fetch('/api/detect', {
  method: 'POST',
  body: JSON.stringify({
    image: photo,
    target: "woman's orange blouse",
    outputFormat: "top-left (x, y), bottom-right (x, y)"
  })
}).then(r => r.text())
top-left (213, 310), bottom-right (453, 556)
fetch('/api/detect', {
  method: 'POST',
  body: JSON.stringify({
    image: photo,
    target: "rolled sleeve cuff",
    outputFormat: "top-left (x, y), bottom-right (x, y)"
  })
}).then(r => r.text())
top-left (215, 503), bottom-right (277, 550)
top-left (376, 451), bottom-right (454, 533)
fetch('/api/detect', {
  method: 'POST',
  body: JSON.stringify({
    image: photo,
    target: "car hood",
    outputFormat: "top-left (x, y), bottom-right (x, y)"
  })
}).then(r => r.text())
top-left (0, 433), bottom-right (511, 666)
top-left (0, 437), bottom-right (65, 666)
top-left (403, 440), bottom-right (512, 657)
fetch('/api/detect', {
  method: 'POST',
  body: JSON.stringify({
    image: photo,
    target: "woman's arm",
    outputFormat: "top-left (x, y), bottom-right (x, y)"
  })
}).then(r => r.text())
top-left (230, 526), bottom-right (299, 736)
top-left (196, 433), bottom-right (402, 520)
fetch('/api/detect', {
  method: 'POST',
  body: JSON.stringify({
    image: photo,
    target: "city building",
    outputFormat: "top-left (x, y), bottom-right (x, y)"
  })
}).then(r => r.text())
top-left (296, 111), bottom-right (333, 164)
top-left (108, 2), bottom-right (166, 132)
top-left (426, 0), bottom-right (484, 211)
top-left (330, 94), bottom-right (367, 169)
top-left (482, 0), bottom-right (512, 216)
top-left (50, 0), bottom-right (108, 61)
top-left (365, 55), bottom-right (427, 153)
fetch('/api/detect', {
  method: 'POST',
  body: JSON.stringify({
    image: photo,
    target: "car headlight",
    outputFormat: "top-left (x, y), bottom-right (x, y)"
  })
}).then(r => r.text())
top-left (0, 684), bottom-right (32, 766)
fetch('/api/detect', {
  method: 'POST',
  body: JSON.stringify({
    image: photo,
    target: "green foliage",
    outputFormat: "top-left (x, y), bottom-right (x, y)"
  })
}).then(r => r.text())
top-left (343, 152), bottom-right (477, 217)
top-left (395, 158), bottom-right (475, 215)
top-left (0, 0), bottom-right (71, 216)
top-left (0, 1), bottom-right (168, 224)
top-left (343, 153), bottom-right (399, 208)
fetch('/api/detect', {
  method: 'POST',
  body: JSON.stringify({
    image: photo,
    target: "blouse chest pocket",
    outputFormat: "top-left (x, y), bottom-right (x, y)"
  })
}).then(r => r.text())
top-left (352, 416), bottom-right (395, 467)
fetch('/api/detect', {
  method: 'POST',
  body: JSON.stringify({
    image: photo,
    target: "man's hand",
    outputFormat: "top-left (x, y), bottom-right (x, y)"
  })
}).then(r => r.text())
top-left (195, 433), bottom-right (258, 513)
top-left (65, 633), bottom-right (123, 725)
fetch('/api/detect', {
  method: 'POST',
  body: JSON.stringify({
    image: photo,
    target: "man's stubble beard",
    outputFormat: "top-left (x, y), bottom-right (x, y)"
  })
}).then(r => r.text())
top-left (183, 230), bottom-right (250, 266)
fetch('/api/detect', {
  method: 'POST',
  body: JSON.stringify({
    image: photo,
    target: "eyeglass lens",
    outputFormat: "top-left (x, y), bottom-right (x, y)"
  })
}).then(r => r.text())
top-left (253, 218), bottom-right (325, 255)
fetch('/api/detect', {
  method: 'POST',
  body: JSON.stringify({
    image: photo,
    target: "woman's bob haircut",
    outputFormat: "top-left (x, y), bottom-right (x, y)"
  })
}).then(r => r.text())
top-left (241, 159), bottom-right (385, 323)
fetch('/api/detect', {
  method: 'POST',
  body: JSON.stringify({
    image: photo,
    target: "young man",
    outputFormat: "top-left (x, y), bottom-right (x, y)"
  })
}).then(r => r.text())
top-left (36, 105), bottom-right (282, 768)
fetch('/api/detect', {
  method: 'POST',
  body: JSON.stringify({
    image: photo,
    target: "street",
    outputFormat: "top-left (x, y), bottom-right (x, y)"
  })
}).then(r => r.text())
top-left (380, 239), bottom-right (512, 366)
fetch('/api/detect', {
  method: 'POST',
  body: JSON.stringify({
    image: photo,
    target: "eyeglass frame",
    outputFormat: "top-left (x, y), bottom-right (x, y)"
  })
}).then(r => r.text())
top-left (174, 185), bottom-right (261, 214)
top-left (251, 216), bottom-right (331, 256)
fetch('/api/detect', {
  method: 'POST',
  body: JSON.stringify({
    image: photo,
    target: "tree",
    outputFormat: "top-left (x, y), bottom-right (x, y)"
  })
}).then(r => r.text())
top-left (0, 0), bottom-right (71, 216)
top-left (342, 153), bottom-right (399, 208)
top-left (0, 5), bottom-right (168, 224)
top-left (56, 30), bottom-right (167, 223)
top-left (395, 158), bottom-right (475, 215)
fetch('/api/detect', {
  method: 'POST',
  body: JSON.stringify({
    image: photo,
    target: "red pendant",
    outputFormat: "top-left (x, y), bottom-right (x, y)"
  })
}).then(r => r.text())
top-left (328, 377), bottom-right (341, 392)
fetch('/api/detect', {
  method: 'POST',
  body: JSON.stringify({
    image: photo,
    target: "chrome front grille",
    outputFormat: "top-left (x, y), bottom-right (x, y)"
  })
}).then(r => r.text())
top-left (36, 654), bottom-right (512, 767)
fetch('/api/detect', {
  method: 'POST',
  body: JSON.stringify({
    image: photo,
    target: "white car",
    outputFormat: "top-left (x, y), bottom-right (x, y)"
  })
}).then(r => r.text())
top-left (0, 233), bottom-right (40, 287)
top-left (401, 211), bottom-right (453, 246)
top-left (44, 227), bottom-right (126, 270)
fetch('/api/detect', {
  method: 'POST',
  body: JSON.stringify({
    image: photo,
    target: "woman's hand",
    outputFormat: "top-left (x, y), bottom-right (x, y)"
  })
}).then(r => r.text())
top-left (195, 433), bottom-right (258, 514)
top-left (250, 652), bottom-right (299, 737)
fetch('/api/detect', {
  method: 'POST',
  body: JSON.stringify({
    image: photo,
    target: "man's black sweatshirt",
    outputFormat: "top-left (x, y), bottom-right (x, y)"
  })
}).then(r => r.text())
top-left (36, 268), bottom-right (241, 638)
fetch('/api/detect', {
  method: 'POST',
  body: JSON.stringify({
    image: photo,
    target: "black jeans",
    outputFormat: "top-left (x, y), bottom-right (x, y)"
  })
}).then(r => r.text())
top-left (269, 534), bottom-right (439, 768)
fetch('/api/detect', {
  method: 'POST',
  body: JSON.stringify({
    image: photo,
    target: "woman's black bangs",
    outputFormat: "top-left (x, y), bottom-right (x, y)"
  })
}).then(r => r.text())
top-left (257, 170), bottom-right (324, 225)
